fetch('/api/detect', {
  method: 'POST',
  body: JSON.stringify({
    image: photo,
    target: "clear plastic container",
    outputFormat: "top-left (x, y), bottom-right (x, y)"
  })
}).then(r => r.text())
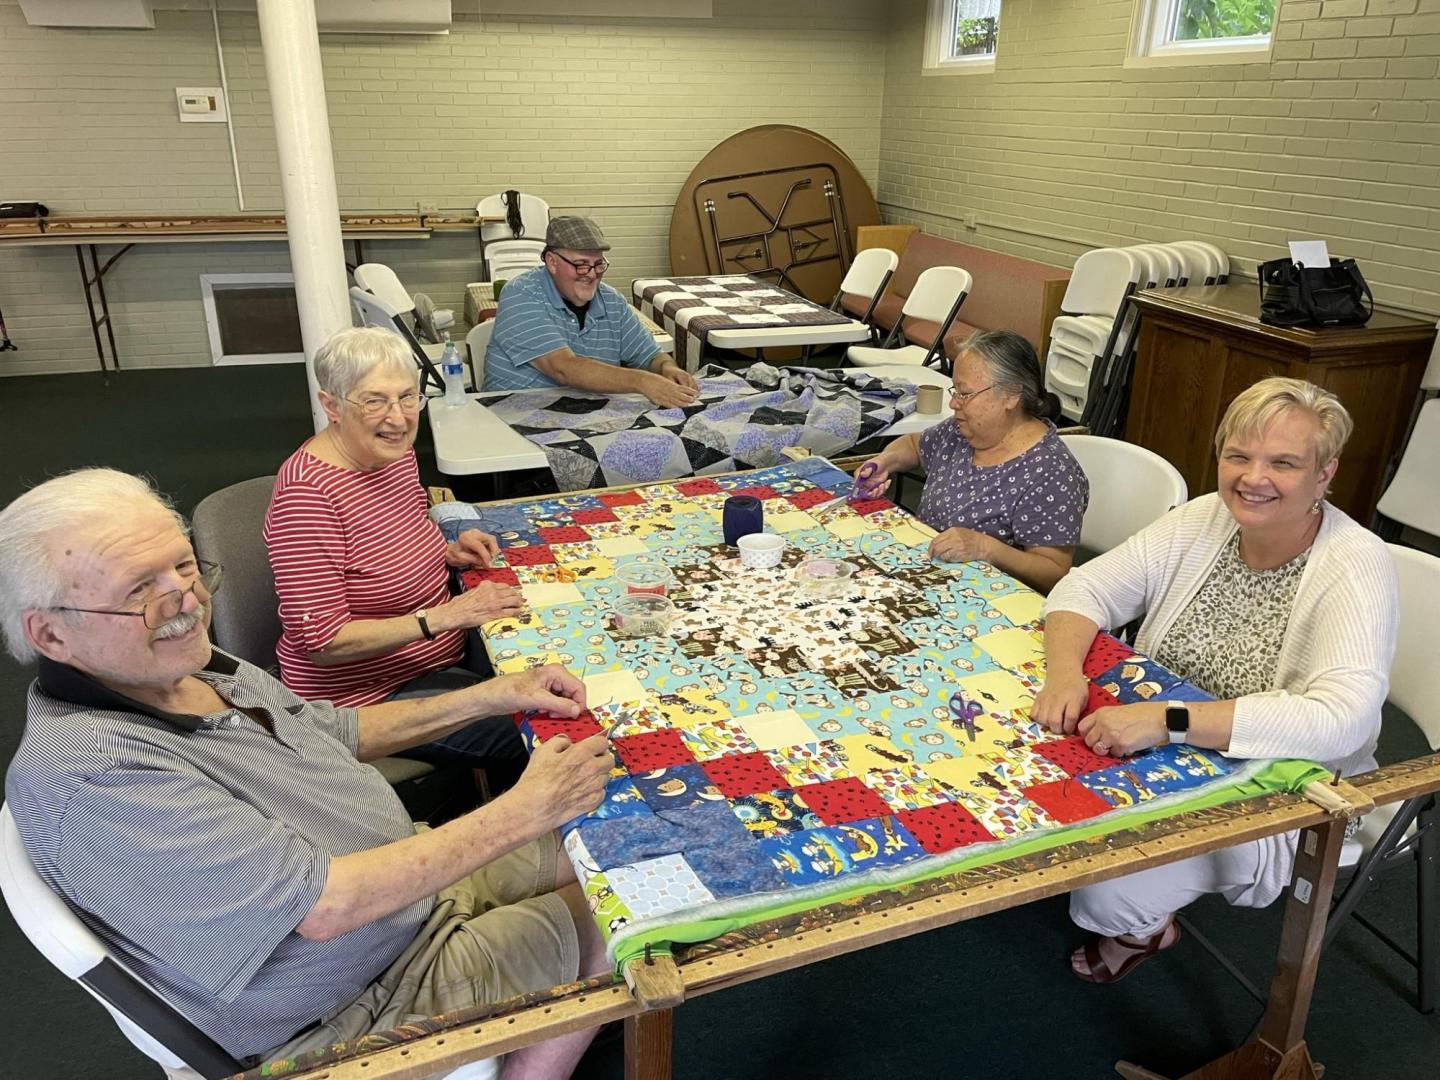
top-left (796, 557), bottom-right (855, 597)
top-left (611, 593), bottom-right (675, 638)
top-left (614, 561), bottom-right (674, 596)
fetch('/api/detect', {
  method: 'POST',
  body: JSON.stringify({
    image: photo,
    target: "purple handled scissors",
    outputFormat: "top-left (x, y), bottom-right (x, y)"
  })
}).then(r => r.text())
top-left (851, 461), bottom-right (884, 501)
top-left (948, 690), bottom-right (983, 742)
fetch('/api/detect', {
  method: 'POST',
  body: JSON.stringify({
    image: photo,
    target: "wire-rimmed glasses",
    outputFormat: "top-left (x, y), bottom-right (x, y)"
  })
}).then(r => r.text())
top-left (52, 561), bottom-right (224, 629)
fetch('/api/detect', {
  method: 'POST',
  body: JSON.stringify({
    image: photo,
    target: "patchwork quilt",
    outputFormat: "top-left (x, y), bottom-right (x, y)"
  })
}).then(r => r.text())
top-left (440, 459), bottom-right (1321, 967)
top-left (483, 363), bottom-right (917, 492)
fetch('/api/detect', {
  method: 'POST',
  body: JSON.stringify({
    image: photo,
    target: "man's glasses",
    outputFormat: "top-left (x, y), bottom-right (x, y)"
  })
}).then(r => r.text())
top-left (52, 561), bottom-right (224, 630)
top-left (550, 252), bottom-right (610, 276)
top-left (345, 392), bottom-right (427, 418)
top-left (947, 384), bottom-right (993, 406)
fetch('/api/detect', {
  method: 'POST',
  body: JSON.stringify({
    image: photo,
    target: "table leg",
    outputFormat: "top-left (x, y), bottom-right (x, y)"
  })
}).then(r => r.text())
top-left (623, 1008), bottom-right (674, 1080)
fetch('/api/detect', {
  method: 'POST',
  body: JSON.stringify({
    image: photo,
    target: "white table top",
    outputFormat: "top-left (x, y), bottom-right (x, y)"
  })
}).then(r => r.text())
top-left (427, 367), bottom-right (949, 477)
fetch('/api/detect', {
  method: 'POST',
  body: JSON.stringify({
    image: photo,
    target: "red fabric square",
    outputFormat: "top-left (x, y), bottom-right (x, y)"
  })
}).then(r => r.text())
top-left (461, 567), bottom-right (521, 590)
top-left (612, 729), bottom-right (695, 771)
top-left (1082, 633), bottom-right (1133, 679)
top-left (501, 545), bottom-right (557, 567)
top-left (848, 497), bottom-right (896, 516)
top-left (522, 714), bottom-right (605, 745)
top-left (1022, 778), bottom-right (1113, 825)
top-left (896, 802), bottom-right (995, 854)
top-left (599, 491), bottom-right (646, 507)
top-left (793, 776), bottom-right (892, 825)
top-left (570, 507), bottom-right (619, 525)
top-left (674, 478), bottom-right (723, 496)
top-left (537, 526), bottom-right (591, 545)
top-left (1085, 682), bottom-right (1120, 716)
top-left (785, 488), bottom-right (839, 510)
top-left (1033, 736), bottom-right (1120, 777)
top-left (731, 485), bottom-right (781, 501)
top-left (700, 752), bottom-right (790, 798)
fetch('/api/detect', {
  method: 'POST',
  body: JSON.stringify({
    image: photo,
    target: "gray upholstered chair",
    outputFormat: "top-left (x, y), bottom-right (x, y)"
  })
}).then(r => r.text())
top-left (190, 476), bottom-right (434, 788)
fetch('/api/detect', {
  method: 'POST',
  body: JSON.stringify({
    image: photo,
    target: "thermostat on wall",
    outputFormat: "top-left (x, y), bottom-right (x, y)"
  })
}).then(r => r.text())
top-left (176, 87), bottom-right (227, 123)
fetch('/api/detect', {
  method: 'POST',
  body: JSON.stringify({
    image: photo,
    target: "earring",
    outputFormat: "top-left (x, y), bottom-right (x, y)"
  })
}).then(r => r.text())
top-left (1311, 498), bottom-right (1322, 515)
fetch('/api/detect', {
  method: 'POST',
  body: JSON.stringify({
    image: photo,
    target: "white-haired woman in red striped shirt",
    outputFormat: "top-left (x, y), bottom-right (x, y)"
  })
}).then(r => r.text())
top-left (264, 327), bottom-right (525, 773)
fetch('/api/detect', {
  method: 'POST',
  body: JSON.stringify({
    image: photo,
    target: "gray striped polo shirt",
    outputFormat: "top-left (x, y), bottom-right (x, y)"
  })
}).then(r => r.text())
top-left (4, 651), bottom-right (431, 1061)
top-left (482, 266), bottom-right (661, 391)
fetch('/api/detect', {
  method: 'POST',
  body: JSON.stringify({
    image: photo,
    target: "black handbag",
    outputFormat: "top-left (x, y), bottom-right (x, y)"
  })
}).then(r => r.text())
top-left (1258, 256), bottom-right (1374, 328)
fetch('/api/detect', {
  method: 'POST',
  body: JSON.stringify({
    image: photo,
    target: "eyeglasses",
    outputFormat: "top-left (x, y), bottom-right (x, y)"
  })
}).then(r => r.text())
top-left (947, 384), bottom-right (993, 406)
top-left (344, 392), bottom-right (427, 418)
top-left (550, 251), bottom-right (610, 276)
top-left (52, 561), bottom-right (223, 630)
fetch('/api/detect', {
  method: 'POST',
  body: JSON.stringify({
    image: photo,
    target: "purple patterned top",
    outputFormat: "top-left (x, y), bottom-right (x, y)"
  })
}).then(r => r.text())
top-left (916, 420), bottom-right (1089, 547)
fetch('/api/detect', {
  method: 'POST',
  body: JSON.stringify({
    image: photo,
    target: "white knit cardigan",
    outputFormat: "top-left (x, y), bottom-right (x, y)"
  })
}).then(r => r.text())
top-left (1043, 493), bottom-right (1398, 778)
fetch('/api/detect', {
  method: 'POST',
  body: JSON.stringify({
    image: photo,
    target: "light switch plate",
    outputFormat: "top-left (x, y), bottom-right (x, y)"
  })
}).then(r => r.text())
top-left (176, 87), bottom-right (227, 123)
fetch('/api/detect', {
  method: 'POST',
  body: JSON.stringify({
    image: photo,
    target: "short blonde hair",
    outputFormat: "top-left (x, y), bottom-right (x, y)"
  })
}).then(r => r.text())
top-left (1214, 377), bottom-right (1353, 468)
top-left (313, 327), bottom-right (418, 401)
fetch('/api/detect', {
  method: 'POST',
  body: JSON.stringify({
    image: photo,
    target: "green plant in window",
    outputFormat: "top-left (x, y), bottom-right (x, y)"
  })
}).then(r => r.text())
top-left (1176, 0), bottom-right (1273, 40)
top-left (954, 15), bottom-right (998, 55)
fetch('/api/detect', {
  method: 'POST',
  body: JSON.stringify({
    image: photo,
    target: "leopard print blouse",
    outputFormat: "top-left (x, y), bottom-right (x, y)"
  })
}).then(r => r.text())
top-left (1153, 531), bottom-right (1309, 701)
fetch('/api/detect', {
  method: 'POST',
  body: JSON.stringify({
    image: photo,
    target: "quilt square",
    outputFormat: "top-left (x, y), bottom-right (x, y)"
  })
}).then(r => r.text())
top-left (1082, 633), bottom-right (1133, 679)
top-left (729, 789), bottom-right (823, 836)
top-left (867, 766), bottom-right (959, 812)
top-left (607, 854), bottom-right (716, 919)
top-left (1085, 682), bottom-right (1121, 716)
top-left (732, 709), bottom-right (818, 751)
top-left (1033, 736), bottom-right (1122, 777)
top-left (570, 507), bottom-right (620, 525)
top-left (786, 487), bottom-right (841, 511)
top-left (848, 497), bottom-right (896, 516)
top-left (731, 485), bottom-right (780, 500)
top-left (701, 751), bottom-right (791, 798)
top-left (793, 776), bottom-right (893, 825)
top-left (632, 763), bottom-right (723, 810)
top-left (1021, 778), bottom-right (1113, 824)
top-left (612, 729), bottom-right (696, 771)
top-left (598, 491), bottom-right (646, 507)
top-left (537, 525), bottom-right (592, 545)
top-left (460, 567), bottom-right (520, 589)
top-left (1094, 657), bottom-right (1183, 704)
top-left (896, 802), bottom-right (995, 854)
top-left (765, 741), bottom-right (852, 787)
top-left (522, 713), bottom-right (605, 746)
top-left (674, 478), bottom-right (723, 496)
top-left (503, 544), bottom-right (558, 567)
top-left (680, 719), bottom-right (759, 761)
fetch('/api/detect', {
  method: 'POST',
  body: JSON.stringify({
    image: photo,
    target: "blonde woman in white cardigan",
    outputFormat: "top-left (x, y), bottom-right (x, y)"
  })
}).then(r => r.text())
top-left (1033, 377), bottom-right (1397, 983)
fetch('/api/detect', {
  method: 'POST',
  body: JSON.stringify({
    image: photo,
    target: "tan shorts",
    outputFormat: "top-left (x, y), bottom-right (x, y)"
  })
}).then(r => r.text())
top-left (275, 832), bottom-right (577, 1058)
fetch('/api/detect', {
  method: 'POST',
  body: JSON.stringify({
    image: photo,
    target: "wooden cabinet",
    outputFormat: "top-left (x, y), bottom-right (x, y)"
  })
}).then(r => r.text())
top-left (1126, 283), bottom-right (1436, 522)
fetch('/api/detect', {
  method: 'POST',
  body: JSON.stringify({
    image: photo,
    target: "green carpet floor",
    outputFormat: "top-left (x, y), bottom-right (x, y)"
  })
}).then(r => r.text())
top-left (1, 365), bottom-right (1436, 1078)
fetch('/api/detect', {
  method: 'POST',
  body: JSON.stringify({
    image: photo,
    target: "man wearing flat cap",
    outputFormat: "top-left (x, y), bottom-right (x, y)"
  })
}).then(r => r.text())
top-left (483, 215), bottom-right (699, 408)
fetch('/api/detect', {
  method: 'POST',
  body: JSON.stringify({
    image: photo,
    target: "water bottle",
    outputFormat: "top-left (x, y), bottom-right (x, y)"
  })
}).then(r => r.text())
top-left (440, 336), bottom-right (467, 407)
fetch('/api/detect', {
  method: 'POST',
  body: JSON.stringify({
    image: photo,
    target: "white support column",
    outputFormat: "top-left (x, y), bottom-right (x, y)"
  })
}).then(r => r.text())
top-left (256, 0), bottom-right (349, 432)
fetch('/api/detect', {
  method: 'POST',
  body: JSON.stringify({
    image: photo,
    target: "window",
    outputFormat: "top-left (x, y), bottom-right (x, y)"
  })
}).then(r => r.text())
top-left (925, 0), bottom-right (1001, 73)
top-left (1132, 0), bottom-right (1277, 63)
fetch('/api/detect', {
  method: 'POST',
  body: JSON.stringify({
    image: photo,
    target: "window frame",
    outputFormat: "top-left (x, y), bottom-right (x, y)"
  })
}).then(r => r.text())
top-left (923, 0), bottom-right (999, 76)
top-left (1127, 0), bottom-right (1279, 68)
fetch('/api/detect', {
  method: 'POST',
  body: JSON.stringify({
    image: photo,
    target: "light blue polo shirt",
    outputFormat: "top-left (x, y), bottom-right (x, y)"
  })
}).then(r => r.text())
top-left (482, 266), bottom-right (662, 392)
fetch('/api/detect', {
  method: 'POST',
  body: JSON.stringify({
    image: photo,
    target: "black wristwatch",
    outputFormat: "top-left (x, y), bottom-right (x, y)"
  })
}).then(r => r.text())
top-left (1165, 702), bottom-right (1190, 744)
top-left (415, 608), bottom-right (436, 640)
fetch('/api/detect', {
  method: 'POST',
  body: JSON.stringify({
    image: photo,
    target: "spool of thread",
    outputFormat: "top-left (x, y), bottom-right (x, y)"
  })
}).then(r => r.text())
top-left (916, 384), bottom-right (944, 414)
top-left (722, 495), bottom-right (764, 546)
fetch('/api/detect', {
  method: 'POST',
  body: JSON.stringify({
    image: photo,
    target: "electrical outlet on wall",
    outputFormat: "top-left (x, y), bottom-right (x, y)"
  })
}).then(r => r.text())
top-left (416, 200), bottom-right (440, 216)
top-left (963, 212), bottom-right (978, 230)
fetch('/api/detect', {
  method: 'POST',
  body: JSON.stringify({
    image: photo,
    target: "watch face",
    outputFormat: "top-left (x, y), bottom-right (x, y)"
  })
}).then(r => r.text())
top-left (1166, 704), bottom-right (1188, 732)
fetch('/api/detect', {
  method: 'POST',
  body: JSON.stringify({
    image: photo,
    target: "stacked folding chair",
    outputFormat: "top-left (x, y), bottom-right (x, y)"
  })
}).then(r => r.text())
top-left (1044, 240), bottom-right (1229, 435)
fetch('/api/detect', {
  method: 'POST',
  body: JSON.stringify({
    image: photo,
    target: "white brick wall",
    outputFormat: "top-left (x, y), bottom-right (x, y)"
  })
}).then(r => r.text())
top-left (877, 0), bottom-right (1440, 316)
top-left (0, 0), bottom-right (886, 374)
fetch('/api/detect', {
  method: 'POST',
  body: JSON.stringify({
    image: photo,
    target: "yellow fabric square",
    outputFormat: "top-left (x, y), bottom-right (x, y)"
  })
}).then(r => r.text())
top-left (733, 709), bottom-right (817, 751)
top-left (558, 557), bottom-right (614, 581)
top-left (766, 509), bottom-right (818, 533)
top-left (657, 689), bottom-right (731, 727)
top-left (832, 734), bottom-right (913, 775)
top-left (594, 537), bottom-right (650, 557)
top-left (990, 590), bottom-right (1044, 627)
top-left (920, 753), bottom-right (1013, 801)
top-left (825, 515), bottom-right (873, 540)
top-left (492, 649), bottom-right (565, 675)
top-left (522, 582), bottom-right (585, 608)
top-left (975, 626), bottom-right (1045, 668)
top-left (953, 669), bottom-right (1036, 715)
top-left (584, 669), bottom-right (647, 710)
top-left (887, 522), bottom-right (937, 547)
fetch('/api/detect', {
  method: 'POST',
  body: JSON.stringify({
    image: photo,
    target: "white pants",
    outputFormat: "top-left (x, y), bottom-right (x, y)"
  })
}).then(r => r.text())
top-left (1070, 831), bottom-right (1299, 938)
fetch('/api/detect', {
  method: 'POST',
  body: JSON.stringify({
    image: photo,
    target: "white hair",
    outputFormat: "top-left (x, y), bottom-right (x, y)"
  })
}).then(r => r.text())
top-left (312, 326), bottom-right (418, 401)
top-left (0, 469), bottom-right (186, 664)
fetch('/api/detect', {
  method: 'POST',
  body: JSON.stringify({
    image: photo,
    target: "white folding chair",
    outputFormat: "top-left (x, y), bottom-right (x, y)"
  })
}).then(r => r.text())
top-left (476, 192), bottom-right (550, 280)
top-left (1058, 434), bottom-right (1187, 560)
top-left (353, 263), bottom-right (446, 362)
top-left (465, 321), bottom-right (494, 391)
top-left (833, 248), bottom-right (899, 324)
top-left (1191, 240), bottom-right (1230, 282)
top-left (1165, 241), bottom-right (1211, 286)
top-left (1, 804), bottom-right (243, 1080)
top-left (350, 287), bottom-right (445, 394)
top-left (1376, 397), bottom-right (1440, 544)
top-left (1045, 249), bottom-right (1141, 421)
top-left (845, 265), bottom-right (973, 372)
top-left (1131, 243), bottom-right (1181, 288)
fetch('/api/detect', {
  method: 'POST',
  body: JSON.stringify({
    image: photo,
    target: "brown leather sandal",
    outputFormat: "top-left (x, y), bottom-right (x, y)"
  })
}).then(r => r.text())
top-left (1074, 920), bottom-right (1182, 984)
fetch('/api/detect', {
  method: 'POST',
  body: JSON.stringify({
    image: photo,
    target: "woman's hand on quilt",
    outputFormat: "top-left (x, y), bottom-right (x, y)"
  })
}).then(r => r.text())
top-left (518, 731), bottom-right (614, 827)
top-left (446, 528), bottom-right (501, 569)
top-left (928, 526), bottom-right (996, 565)
top-left (643, 371), bottom-right (700, 409)
top-left (1077, 702), bottom-right (1166, 757)
top-left (435, 581), bottom-right (525, 632)
top-left (853, 455), bottom-right (894, 500)
top-left (1032, 670), bottom-right (1090, 734)
top-left (492, 663), bottom-right (589, 718)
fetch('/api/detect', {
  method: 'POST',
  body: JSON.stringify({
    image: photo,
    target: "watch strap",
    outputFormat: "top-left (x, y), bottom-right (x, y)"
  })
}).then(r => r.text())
top-left (415, 609), bottom-right (436, 640)
top-left (1165, 702), bottom-right (1189, 744)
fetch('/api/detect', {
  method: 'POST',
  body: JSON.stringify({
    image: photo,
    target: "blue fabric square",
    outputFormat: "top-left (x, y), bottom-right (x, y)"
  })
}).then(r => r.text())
top-left (632, 763), bottom-right (721, 811)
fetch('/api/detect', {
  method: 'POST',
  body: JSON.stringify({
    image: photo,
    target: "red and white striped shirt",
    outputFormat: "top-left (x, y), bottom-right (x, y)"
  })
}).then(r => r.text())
top-left (263, 443), bottom-right (464, 707)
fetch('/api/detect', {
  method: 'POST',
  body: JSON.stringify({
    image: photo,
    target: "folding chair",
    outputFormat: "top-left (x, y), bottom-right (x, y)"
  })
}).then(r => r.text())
top-left (476, 191), bottom-right (549, 280)
top-left (844, 265), bottom-right (973, 375)
top-left (353, 263), bottom-right (448, 360)
top-left (1376, 397), bottom-right (1440, 545)
top-left (1045, 249), bottom-right (1140, 421)
top-left (350, 286), bottom-right (446, 395)
top-left (1057, 434), bottom-right (1187, 562)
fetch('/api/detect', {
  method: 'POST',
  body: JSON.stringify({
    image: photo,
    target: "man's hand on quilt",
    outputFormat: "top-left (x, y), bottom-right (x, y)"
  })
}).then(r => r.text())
top-left (1077, 702), bottom-right (1166, 757)
top-left (657, 359), bottom-right (699, 391)
top-left (928, 526), bottom-right (996, 565)
top-left (492, 664), bottom-right (589, 717)
top-left (446, 528), bottom-right (501, 569)
top-left (436, 581), bottom-right (525, 631)
top-left (518, 731), bottom-right (614, 826)
top-left (1033, 669), bottom-right (1090, 734)
top-left (642, 370), bottom-right (700, 409)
